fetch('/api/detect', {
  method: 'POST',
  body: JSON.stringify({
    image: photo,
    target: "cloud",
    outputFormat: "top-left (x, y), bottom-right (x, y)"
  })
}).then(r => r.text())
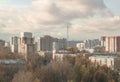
top-left (0, 0), bottom-right (116, 40)
top-left (68, 16), bottom-right (120, 39)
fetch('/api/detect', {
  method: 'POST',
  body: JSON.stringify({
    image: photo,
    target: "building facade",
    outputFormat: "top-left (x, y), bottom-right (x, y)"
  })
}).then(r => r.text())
top-left (68, 41), bottom-right (81, 47)
top-left (18, 32), bottom-right (35, 60)
top-left (89, 55), bottom-right (118, 70)
top-left (76, 39), bottom-right (100, 52)
top-left (101, 36), bottom-right (120, 53)
top-left (37, 35), bottom-right (67, 51)
top-left (37, 35), bottom-right (54, 51)
top-left (0, 40), bottom-right (5, 50)
top-left (10, 36), bottom-right (18, 53)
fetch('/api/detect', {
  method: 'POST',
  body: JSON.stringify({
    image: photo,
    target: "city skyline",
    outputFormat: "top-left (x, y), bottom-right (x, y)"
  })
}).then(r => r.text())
top-left (0, 0), bottom-right (120, 41)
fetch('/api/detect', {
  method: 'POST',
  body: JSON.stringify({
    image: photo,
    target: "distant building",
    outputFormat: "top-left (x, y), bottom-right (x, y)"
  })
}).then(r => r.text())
top-left (5, 42), bottom-right (10, 47)
top-left (55, 38), bottom-right (67, 50)
top-left (53, 41), bottom-right (75, 62)
top-left (10, 36), bottom-right (18, 53)
top-left (76, 42), bottom-right (85, 51)
top-left (101, 36), bottom-right (120, 53)
top-left (84, 39), bottom-right (100, 49)
top-left (18, 32), bottom-right (35, 60)
top-left (5, 42), bottom-right (10, 52)
top-left (76, 39), bottom-right (100, 52)
top-left (89, 55), bottom-right (119, 70)
top-left (37, 35), bottom-right (54, 51)
top-left (68, 41), bottom-right (81, 47)
top-left (37, 35), bottom-right (67, 51)
top-left (0, 40), bottom-right (5, 50)
top-left (93, 46), bottom-right (105, 53)
top-left (101, 36), bottom-right (106, 47)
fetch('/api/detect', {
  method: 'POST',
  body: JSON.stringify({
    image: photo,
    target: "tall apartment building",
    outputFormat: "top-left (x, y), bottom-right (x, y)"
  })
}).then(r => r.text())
top-left (37, 35), bottom-right (67, 51)
top-left (56, 38), bottom-right (67, 50)
top-left (37, 35), bottom-right (54, 51)
top-left (101, 36), bottom-right (106, 47)
top-left (102, 36), bottom-right (120, 53)
top-left (18, 32), bottom-right (35, 60)
top-left (10, 36), bottom-right (18, 53)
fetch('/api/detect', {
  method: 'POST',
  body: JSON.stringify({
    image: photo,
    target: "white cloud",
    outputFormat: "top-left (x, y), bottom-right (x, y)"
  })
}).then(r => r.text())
top-left (0, 0), bottom-right (117, 40)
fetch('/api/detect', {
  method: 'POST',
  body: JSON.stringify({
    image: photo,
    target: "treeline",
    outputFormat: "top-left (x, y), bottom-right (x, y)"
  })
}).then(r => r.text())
top-left (0, 50), bottom-right (22, 59)
top-left (0, 51), bottom-right (120, 82)
top-left (13, 56), bottom-right (120, 82)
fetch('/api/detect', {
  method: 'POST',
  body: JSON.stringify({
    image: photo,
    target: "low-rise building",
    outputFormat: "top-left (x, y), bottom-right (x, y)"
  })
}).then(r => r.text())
top-left (89, 55), bottom-right (120, 70)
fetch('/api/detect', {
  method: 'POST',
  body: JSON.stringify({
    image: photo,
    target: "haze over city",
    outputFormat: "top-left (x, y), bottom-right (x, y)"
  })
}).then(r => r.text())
top-left (0, 0), bottom-right (120, 41)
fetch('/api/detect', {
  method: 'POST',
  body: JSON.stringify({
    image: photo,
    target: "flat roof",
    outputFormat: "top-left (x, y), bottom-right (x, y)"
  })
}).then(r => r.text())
top-left (89, 55), bottom-right (117, 58)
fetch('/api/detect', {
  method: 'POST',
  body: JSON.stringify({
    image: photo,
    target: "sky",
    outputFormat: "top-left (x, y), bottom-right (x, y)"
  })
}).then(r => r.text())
top-left (0, 0), bottom-right (120, 41)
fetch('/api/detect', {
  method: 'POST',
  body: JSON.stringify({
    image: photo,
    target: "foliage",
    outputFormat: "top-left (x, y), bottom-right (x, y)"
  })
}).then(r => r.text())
top-left (0, 52), bottom-right (119, 82)
top-left (0, 50), bottom-right (22, 59)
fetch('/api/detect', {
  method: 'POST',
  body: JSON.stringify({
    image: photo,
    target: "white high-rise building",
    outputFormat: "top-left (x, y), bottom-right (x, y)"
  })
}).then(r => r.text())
top-left (18, 32), bottom-right (35, 60)
top-left (10, 36), bottom-right (18, 53)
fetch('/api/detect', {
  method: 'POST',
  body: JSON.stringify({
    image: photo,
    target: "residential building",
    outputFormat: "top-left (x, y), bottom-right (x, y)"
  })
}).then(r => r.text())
top-left (53, 41), bottom-right (75, 62)
top-left (37, 35), bottom-right (67, 51)
top-left (10, 36), bottom-right (18, 53)
top-left (84, 39), bottom-right (100, 49)
top-left (18, 32), bottom-right (35, 60)
top-left (89, 55), bottom-right (119, 70)
top-left (37, 35), bottom-right (54, 51)
top-left (68, 41), bottom-right (81, 47)
top-left (0, 40), bottom-right (5, 50)
top-left (55, 38), bottom-right (67, 50)
top-left (101, 36), bottom-right (106, 47)
top-left (101, 36), bottom-right (120, 53)
top-left (76, 39), bottom-right (100, 52)
top-left (76, 42), bottom-right (85, 51)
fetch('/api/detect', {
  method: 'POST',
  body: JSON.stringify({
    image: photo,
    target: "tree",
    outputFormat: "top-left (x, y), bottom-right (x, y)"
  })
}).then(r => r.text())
top-left (67, 47), bottom-right (80, 53)
top-left (34, 63), bottom-right (72, 82)
top-left (12, 71), bottom-right (37, 82)
top-left (73, 65), bottom-right (82, 82)
top-left (94, 70), bottom-right (108, 82)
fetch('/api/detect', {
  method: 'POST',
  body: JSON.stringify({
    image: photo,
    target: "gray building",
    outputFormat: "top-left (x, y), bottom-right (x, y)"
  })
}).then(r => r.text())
top-left (0, 40), bottom-right (5, 50)
top-left (18, 32), bottom-right (35, 61)
top-left (37, 35), bottom-right (67, 51)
